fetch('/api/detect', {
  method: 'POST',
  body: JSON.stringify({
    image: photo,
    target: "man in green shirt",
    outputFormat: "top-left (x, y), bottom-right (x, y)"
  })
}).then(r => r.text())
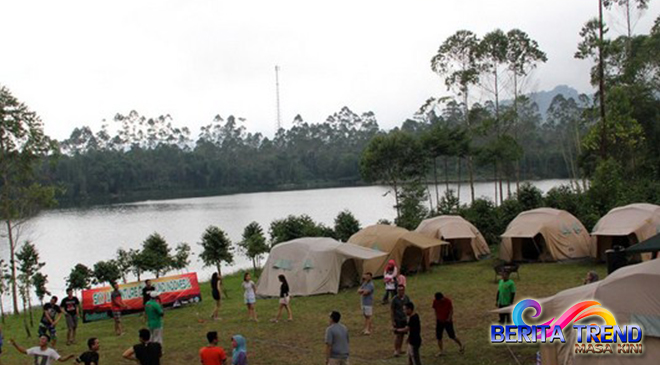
top-left (145, 292), bottom-right (164, 346)
top-left (496, 272), bottom-right (516, 324)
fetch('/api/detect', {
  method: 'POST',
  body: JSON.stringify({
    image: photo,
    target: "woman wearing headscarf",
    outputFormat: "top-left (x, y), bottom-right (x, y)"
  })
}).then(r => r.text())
top-left (382, 259), bottom-right (398, 304)
top-left (231, 335), bottom-right (247, 365)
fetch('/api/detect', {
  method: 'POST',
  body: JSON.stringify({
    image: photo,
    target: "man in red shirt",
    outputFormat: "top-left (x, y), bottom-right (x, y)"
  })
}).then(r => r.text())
top-left (200, 331), bottom-right (227, 365)
top-left (111, 282), bottom-right (128, 336)
top-left (432, 292), bottom-right (464, 357)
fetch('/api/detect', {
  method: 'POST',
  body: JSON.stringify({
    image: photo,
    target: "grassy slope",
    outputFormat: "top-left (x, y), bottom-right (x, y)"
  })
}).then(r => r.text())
top-left (0, 259), bottom-right (606, 365)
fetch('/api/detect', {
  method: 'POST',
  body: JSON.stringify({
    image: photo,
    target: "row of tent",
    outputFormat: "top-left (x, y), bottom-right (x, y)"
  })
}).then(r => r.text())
top-left (256, 203), bottom-right (660, 297)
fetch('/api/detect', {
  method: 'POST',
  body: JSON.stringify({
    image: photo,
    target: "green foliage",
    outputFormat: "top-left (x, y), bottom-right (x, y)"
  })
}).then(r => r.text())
top-left (66, 264), bottom-right (94, 292)
top-left (377, 219), bottom-right (393, 225)
top-left (93, 260), bottom-right (121, 285)
top-left (199, 226), bottom-right (234, 274)
top-left (587, 158), bottom-right (624, 215)
top-left (269, 215), bottom-right (333, 246)
top-left (238, 222), bottom-right (269, 272)
top-left (333, 210), bottom-right (361, 242)
top-left (140, 233), bottom-right (173, 278)
top-left (171, 243), bottom-right (192, 272)
top-left (461, 199), bottom-right (500, 245)
top-left (515, 183), bottom-right (544, 211)
top-left (436, 189), bottom-right (460, 215)
top-left (394, 181), bottom-right (429, 230)
top-left (32, 272), bottom-right (49, 303)
top-left (115, 248), bottom-right (133, 283)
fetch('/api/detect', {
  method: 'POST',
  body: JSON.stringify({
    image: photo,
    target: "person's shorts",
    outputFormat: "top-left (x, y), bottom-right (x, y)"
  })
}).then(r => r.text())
top-left (212, 291), bottom-right (221, 301)
top-left (38, 323), bottom-right (56, 339)
top-left (279, 295), bottom-right (290, 305)
top-left (245, 295), bottom-right (256, 305)
top-left (112, 311), bottom-right (122, 321)
top-left (66, 314), bottom-right (78, 329)
top-left (361, 305), bottom-right (373, 317)
top-left (436, 320), bottom-right (456, 340)
top-left (394, 318), bottom-right (407, 330)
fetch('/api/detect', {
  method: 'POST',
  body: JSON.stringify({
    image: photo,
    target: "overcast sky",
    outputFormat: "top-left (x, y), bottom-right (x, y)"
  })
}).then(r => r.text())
top-left (1, 0), bottom-right (658, 140)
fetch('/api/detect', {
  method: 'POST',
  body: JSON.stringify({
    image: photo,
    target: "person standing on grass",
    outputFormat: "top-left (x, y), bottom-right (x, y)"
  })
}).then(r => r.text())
top-left (75, 337), bottom-right (100, 365)
top-left (40, 296), bottom-right (63, 348)
top-left (394, 302), bottom-right (422, 365)
top-left (231, 335), bottom-right (247, 365)
top-left (325, 311), bottom-right (349, 365)
top-left (10, 335), bottom-right (75, 364)
top-left (242, 273), bottom-right (258, 322)
top-left (123, 329), bottom-right (162, 365)
top-left (357, 272), bottom-right (375, 335)
top-left (111, 282), bottom-right (128, 336)
top-left (496, 271), bottom-right (516, 324)
top-left (145, 292), bottom-right (164, 346)
top-left (210, 272), bottom-right (223, 320)
top-left (142, 279), bottom-right (156, 317)
top-left (390, 285), bottom-right (410, 357)
top-left (382, 260), bottom-right (398, 304)
top-left (272, 274), bottom-right (292, 322)
top-left (199, 331), bottom-right (227, 365)
top-left (432, 292), bottom-right (464, 357)
top-left (61, 288), bottom-right (81, 346)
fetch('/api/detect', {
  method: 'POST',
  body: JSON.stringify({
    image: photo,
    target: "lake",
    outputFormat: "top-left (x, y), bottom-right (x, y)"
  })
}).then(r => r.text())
top-left (2, 179), bottom-right (569, 305)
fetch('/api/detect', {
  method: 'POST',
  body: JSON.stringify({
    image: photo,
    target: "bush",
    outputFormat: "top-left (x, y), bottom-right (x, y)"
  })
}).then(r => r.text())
top-left (461, 198), bottom-right (499, 246)
top-left (334, 210), bottom-right (361, 242)
top-left (516, 183), bottom-right (544, 211)
top-left (269, 214), bottom-right (333, 245)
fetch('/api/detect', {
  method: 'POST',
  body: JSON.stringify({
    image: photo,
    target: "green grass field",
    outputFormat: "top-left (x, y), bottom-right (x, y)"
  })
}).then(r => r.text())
top-left (0, 259), bottom-right (606, 365)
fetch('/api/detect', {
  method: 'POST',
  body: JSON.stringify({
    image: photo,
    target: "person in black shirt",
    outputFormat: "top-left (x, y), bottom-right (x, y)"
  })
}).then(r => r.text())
top-left (272, 274), bottom-right (293, 322)
top-left (123, 328), bottom-right (162, 365)
top-left (39, 296), bottom-right (63, 347)
top-left (61, 288), bottom-right (81, 345)
top-left (394, 302), bottom-right (422, 365)
top-left (210, 272), bottom-right (222, 321)
top-left (76, 337), bottom-right (100, 365)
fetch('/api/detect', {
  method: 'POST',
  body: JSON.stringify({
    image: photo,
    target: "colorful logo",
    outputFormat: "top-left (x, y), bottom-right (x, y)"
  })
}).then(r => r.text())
top-left (491, 299), bottom-right (643, 355)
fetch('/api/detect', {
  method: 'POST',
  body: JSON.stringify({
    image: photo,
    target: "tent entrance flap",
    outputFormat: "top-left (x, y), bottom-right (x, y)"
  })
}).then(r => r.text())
top-left (512, 234), bottom-right (549, 262)
top-left (442, 238), bottom-right (475, 262)
top-left (339, 259), bottom-right (360, 289)
top-left (401, 246), bottom-right (425, 273)
top-left (597, 234), bottom-right (638, 262)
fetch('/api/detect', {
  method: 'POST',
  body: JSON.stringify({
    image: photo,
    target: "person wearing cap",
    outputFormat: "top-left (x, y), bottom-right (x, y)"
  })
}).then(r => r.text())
top-left (145, 291), bottom-right (164, 346)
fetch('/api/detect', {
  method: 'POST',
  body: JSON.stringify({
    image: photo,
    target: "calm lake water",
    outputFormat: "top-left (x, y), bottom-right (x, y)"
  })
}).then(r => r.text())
top-left (2, 179), bottom-right (569, 306)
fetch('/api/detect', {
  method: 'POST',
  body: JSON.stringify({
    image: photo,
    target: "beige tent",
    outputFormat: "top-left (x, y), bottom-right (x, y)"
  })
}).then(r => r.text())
top-left (592, 203), bottom-right (660, 261)
top-left (415, 215), bottom-right (490, 262)
top-left (495, 259), bottom-right (660, 365)
top-left (256, 237), bottom-right (386, 297)
top-left (348, 224), bottom-right (447, 276)
top-left (500, 208), bottom-right (592, 262)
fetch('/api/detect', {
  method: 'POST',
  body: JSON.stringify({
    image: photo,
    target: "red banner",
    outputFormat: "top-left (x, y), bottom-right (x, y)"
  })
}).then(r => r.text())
top-left (82, 272), bottom-right (201, 322)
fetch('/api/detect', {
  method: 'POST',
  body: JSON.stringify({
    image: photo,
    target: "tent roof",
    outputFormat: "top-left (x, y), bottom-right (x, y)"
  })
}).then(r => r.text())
top-left (349, 224), bottom-right (447, 251)
top-left (592, 203), bottom-right (660, 236)
top-left (415, 215), bottom-right (477, 239)
top-left (501, 208), bottom-right (579, 238)
top-left (627, 233), bottom-right (660, 253)
top-left (274, 237), bottom-right (386, 259)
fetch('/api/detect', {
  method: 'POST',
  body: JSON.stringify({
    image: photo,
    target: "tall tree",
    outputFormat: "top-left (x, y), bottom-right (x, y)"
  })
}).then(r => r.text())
top-left (0, 85), bottom-right (57, 314)
top-left (431, 30), bottom-right (481, 203)
top-left (66, 264), bottom-right (94, 293)
top-left (16, 241), bottom-right (45, 324)
top-left (199, 226), bottom-right (234, 276)
top-left (140, 233), bottom-right (173, 278)
top-left (171, 243), bottom-right (191, 272)
top-left (333, 210), bottom-right (361, 242)
top-left (238, 222), bottom-right (269, 273)
top-left (93, 260), bottom-right (121, 285)
top-left (0, 259), bottom-right (9, 323)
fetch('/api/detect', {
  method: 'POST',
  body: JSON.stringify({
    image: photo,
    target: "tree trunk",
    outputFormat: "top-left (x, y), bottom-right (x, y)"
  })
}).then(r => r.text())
top-left (433, 158), bottom-right (439, 210)
top-left (516, 161), bottom-right (521, 195)
top-left (468, 156), bottom-right (475, 204)
top-left (499, 167), bottom-right (504, 204)
top-left (28, 288), bottom-right (33, 327)
top-left (6, 220), bottom-right (19, 314)
top-left (393, 181), bottom-right (400, 220)
top-left (456, 158), bottom-right (462, 205)
top-left (494, 163), bottom-right (498, 206)
top-left (598, 0), bottom-right (607, 159)
top-left (444, 157), bottom-right (450, 191)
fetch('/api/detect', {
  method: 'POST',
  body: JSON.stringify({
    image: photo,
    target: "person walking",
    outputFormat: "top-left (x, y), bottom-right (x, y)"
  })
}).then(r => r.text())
top-left (210, 272), bottom-right (222, 320)
top-left (122, 329), bottom-right (162, 365)
top-left (231, 335), bottom-right (247, 365)
top-left (145, 292), bottom-right (164, 346)
top-left (381, 260), bottom-right (398, 304)
top-left (432, 292), bottom-right (464, 357)
top-left (199, 331), bottom-right (227, 365)
top-left (60, 288), bottom-right (81, 346)
top-left (357, 272), bottom-right (375, 335)
top-left (10, 335), bottom-right (74, 364)
top-left (39, 296), bottom-right (63, 348)
top-left (324, 311), bottom-right (349, 365)
top-left (390, 285), bottom-right (410, 357)
top-left (394, 302), bottom-right (422, 365)
top-left (272, 274), bottom-right (292, 322)
top-left (75, 337), bottom-right (100, 365)
top-left (496, 272), bottom-right (516, 324)
top-left (111, 282), bottom-right (128, 336)
top-left (242, 273), bottom-right (258, 322)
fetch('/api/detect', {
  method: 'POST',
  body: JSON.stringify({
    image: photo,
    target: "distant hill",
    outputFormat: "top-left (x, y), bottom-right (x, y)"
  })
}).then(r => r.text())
top-left (529, 85), bottom-right (581, 121)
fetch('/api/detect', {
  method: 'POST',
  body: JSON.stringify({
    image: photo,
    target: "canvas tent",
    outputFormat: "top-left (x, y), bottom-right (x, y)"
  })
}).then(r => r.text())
top-left (415, 215), bottom-right (490, 262)
top-left (348, 224), bottom-right (447, 276)
top-left (500, 208), bottom-right (592, 262)
top-left (495, 259), bottom-right (660, 365)
top-left (256, 237), bottom-right (386, 297)
top-left (592, 203), bottom-right (660, 261)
